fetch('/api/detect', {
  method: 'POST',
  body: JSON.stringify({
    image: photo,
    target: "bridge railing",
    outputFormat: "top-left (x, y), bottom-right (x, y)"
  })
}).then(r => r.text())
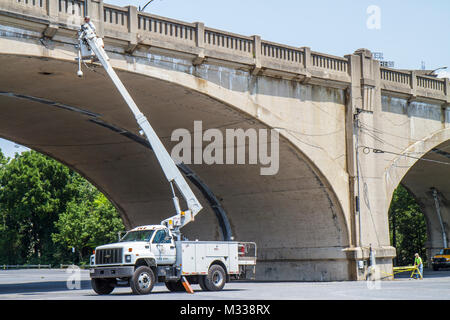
top-left (204, 27), bottom-right (254, 61)
top-left (380, 67), bottom-right (447, 100)
top-left (1, 0), bottom-right (448, 102)
top-left (103, 3), bottom-right (128, 34)
top-left (3, 0), bottom-right (47, 16)
top-left (416, 75), bottom-right (446, 93)
top-left (311, 51), bottom-right (348, 74)
top-left (138, 12), bottom-right (196, 48)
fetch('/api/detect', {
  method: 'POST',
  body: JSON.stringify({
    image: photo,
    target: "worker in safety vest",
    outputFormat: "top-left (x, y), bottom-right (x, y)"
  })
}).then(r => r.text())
top-left (414, 253), bottom-right (423, 279)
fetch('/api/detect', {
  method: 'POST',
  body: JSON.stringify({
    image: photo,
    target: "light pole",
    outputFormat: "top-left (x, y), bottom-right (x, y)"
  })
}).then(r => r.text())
top-left (427, 66), bottom-right (447, 76)
top-left (139, 0), bottom-right (156, 12)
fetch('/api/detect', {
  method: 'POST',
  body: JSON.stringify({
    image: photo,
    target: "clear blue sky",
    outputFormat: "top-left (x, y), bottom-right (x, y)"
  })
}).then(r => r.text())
top-left (1, 0), bottom-right (449, 156)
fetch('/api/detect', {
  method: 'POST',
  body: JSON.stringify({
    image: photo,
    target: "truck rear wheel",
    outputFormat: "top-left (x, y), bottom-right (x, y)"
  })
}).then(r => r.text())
top-left (130, 266), bottom-right (155, 295)
top-left (91, 278), bottom-right (115, 295)
top-left (204, 264), bottom-right (226, 291)
top-left (198, 275), bottom-right (209, 291)
top-left (165, 281), bottom-right (185, 292)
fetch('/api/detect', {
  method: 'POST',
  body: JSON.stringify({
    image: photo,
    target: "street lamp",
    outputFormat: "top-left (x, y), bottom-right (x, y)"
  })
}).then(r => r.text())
top-left (427, 66), bottom-right (447, 76)
top-left (139, 0), bottom-right (155, 12)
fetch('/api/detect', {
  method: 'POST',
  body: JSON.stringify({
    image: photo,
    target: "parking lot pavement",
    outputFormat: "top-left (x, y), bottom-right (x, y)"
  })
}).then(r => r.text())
top-left (0, 268), bottom-right (450, 300)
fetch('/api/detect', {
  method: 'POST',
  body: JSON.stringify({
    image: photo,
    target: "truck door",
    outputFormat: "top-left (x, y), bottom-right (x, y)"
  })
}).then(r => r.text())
top-left (152, 229), bottom-right (176, 265)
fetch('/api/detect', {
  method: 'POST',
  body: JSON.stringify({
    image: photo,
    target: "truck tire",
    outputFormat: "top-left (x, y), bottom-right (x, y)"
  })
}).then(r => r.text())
top-left (204, 264), bottom-right (226, 291)
top-left (91, 278), bottom-right (115, 295)
top-left (165, 281), bottom-right (185, 292)
top-left (198, 275), bottom-right (209, 291)
top-left (130, 266), bottom-right (155, 295)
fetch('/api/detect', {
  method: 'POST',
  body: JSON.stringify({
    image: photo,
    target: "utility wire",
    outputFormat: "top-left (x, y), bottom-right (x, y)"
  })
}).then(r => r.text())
top-left (360, 146), bottom-right (450, 166)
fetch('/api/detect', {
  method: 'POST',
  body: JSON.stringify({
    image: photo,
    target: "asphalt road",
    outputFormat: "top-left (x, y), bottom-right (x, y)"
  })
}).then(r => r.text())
top-left (0, 268), bottom-right (449, 300)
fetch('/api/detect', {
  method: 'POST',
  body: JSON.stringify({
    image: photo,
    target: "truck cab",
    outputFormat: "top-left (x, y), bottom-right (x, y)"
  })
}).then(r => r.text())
top-left (431, 248), bottom-right (450, 271)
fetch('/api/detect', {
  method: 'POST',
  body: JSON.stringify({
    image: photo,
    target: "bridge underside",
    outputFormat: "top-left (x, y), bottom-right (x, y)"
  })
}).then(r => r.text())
top-left (0, 54), bottom-right (353, 281)
top-left (401, 141), bottom-right (450, 261)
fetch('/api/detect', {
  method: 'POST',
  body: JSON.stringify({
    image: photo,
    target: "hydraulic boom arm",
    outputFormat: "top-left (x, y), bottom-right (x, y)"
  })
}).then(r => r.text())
top-left (76, 21), bottom-right (202, 237)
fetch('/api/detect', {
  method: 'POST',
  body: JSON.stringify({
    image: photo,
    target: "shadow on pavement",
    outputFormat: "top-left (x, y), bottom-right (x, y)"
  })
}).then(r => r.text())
top-left (0, 280), bottom-right (246, 296)
top-left (0, 280), bottom-right (92, 295)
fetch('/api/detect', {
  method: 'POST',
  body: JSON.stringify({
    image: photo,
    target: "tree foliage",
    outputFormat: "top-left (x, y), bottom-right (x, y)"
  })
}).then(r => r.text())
top-left (389, 185), bottom-right (427, 266)
top-left (0, 150), bottom-right (125, 265)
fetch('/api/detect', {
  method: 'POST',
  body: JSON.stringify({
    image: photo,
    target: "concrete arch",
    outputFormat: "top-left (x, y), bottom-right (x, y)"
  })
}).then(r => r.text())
top-left (0, 38), bottom-right (352, 280)
top-left (384, 128), bottom-right (450, 203)
top-left (384, 129), bottom-right (450, 262)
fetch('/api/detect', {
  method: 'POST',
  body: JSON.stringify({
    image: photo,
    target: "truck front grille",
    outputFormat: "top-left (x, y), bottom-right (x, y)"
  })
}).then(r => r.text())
top-left (95, 248), bottom-right (123, 265)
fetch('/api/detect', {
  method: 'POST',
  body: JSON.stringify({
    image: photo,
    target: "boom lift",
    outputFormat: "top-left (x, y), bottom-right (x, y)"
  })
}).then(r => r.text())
top-left (77, 19), bottom-right (202, 240)
top-left (77, 19), bottom-right (256, 295)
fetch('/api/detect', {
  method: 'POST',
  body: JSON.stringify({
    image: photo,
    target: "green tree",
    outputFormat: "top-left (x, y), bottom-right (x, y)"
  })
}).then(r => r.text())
top-left (0, 151), bottom-right (76, 264)
top-left (52, 187), bottom-right (124, 264)
top-left (389, 185), bottom-right (427, 266)
top-left (0, 149), bottom-right (125, 266)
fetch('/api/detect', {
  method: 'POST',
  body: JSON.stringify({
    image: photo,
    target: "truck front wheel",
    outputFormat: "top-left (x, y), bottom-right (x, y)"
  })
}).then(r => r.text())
top-left (130, 266), bottom-right (155, 295)
top-left (91, 278), bottom-right (115, 295)
top-left (204, 264), bottom-right (226, 291)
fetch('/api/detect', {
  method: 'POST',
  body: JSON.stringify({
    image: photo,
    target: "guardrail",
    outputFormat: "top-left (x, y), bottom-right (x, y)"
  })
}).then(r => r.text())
top-left (2, 264), bottom-right (52, 269)
top-left (59, 264), bottom-right (91, 269)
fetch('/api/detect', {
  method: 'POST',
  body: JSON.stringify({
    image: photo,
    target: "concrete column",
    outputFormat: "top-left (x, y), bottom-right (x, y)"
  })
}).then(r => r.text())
top-left (193, 22), bottom-right (205, 65)
top-left (125, 5), bottom-right (138, 53)
top-left (444, 78), bottom-right (450, 104)
top-left (43, 0), bottom-right (59, 38)
top-left (410, 71), bottom-right (418, 99)
top-left (252, 35), bottom-right (261, 75)
top-left (354, 48), bottom-right (377, 113)
top-left (302, 46), bottom-right (311, 69)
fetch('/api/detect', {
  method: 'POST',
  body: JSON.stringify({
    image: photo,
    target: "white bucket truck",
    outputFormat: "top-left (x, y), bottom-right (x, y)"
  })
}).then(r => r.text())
top-left (76, 17), bottom-right (256, 295)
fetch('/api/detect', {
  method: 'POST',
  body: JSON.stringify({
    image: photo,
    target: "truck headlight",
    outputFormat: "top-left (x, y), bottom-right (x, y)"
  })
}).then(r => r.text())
top-left (90, 255), bottom-right (95, 266)
top-left (125, 255), bottom-right (132, 263)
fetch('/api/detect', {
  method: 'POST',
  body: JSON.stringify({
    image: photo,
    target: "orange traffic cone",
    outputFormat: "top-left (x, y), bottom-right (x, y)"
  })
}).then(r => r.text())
top-left (181, 276), bottom-right (194, 294)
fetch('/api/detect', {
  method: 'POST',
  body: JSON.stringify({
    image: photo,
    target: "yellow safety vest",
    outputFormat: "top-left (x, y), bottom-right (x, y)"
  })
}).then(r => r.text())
top-left (415, 257), bottom-right (422, 266)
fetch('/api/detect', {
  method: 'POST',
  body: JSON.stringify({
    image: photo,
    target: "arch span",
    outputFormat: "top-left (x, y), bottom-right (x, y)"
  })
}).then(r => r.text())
top-left (0, 46), bottom-right (352, 280)
top-left (385, 130), bottom-right (450, 263)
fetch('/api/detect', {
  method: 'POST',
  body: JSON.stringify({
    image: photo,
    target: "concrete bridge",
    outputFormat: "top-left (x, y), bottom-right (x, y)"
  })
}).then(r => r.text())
top-left (0, 0), bottom-right (449, 281)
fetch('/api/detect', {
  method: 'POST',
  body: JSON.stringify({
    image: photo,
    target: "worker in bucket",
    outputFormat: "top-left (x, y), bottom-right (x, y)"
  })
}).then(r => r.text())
top-left (414, 253), bottom-right (423, 279)
top-left (84, 16), bottom-right (96, 32)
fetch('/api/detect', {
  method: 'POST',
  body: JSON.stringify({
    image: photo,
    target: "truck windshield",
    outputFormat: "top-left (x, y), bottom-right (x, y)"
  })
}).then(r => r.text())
top-left (120, 230), bottom-right (154, 242)
top-left (439, 249), bottom-right (450, 255)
